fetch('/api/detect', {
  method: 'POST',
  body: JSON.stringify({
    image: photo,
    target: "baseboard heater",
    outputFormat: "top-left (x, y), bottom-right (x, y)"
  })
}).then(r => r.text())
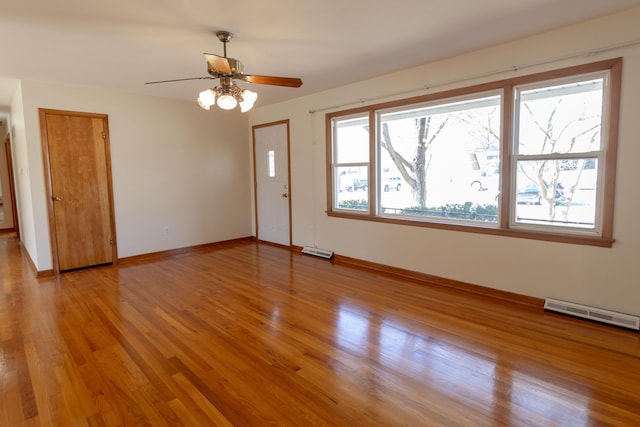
top-left (544, 297), bottom-right (640, 331)
top-left (301, 246), bottom-right (334, 259)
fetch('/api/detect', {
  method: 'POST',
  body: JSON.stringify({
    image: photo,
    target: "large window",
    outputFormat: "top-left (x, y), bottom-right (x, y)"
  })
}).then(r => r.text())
top-left (378, 93), bottom-right (501, 225)
top-left (327, 59), bottom-right (621, 247)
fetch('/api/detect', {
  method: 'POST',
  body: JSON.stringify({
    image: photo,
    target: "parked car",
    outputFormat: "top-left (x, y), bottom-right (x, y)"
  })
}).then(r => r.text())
top-left (340, 177), bottom-right (367, 192)
top-left (383, 176), bottom-right (402, 192)
top-left (353, 178), bottom-right (368, 191)
top-left (517, 182), bottom-right (565, 205)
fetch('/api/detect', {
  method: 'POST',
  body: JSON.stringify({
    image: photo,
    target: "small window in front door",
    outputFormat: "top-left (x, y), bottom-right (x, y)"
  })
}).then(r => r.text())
top-left (267, 149), bottom-right (276, 178)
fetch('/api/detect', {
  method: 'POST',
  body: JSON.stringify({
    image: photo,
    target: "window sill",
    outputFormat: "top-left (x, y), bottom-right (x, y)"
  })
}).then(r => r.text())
top-left (327, 210), bottom-right (614, 248)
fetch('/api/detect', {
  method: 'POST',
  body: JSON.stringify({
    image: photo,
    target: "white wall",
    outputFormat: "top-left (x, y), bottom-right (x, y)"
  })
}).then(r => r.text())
top-left (13, 81), bottom-right (252, 271)
top-left (10, 84), bottom-right (39, 262)
top-left (248, 8), bottom-right (640, 316)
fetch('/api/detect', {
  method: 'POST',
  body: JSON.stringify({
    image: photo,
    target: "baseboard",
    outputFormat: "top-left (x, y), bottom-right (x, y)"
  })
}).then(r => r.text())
top-left (293, 245), bottom-right (542, 309)
top-left (118, 236), bottom-right (256, 264)
top-left (21, 236), bottom-right (256, 277)
top-left (17, 239), bottom-right (55, 277)
top-left (253, 238), bottom-right (291, 250)
top-left (25, 233), bottom-right (542, 308)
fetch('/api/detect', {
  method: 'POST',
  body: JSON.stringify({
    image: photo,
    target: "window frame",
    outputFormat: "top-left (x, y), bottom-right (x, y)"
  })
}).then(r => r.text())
top-left (509, 72), bottom-right (609, 235)
top-left (329, 112), bottom-right (373, 214)
top-left (375, 89), bottom-right (504, 226)
top-left (326, 58), bottom-right (622, 247)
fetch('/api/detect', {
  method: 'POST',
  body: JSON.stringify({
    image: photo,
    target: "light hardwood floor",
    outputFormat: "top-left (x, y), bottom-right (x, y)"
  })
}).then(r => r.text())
top-left (1, 233), bottom-right (639, 426)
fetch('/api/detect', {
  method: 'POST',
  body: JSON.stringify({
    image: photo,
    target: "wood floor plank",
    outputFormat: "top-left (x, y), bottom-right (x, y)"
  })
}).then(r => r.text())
top-left (1, 233), bottom-right (640, 426)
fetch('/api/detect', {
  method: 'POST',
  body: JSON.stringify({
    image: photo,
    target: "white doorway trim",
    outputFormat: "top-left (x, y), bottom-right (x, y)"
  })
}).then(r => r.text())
top-left (252, 120), bottom-right (292, 246)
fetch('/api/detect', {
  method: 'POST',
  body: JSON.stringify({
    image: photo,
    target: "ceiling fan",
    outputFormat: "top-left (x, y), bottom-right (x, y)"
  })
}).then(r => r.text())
top-left (145, 31), bottom-right (303, 111)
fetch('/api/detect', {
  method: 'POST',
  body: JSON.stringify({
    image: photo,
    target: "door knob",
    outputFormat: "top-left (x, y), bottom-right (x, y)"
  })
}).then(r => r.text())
top-left (282, 193), bottom-right (288, 198)
top-left (54, 195), bottom-right (64, 201)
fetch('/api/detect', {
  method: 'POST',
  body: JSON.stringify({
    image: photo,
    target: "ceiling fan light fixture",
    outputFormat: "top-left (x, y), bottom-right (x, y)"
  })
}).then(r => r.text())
top-left (239, 89), bottom-right (258, 112)
top-left (216, 93), bottom-right (238, 110)
top-left (197, 89), bottom-right (216, 110)
top-left (197, 86), bottom-right (253, 111)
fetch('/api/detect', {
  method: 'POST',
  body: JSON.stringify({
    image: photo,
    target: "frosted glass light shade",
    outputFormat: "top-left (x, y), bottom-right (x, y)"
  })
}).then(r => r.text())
top-left (239, 89), bottom-right (258, 112)
top-left (217, 94), bottom-right (238, 110)
top-left (197, 89), bottom-right (216, 110)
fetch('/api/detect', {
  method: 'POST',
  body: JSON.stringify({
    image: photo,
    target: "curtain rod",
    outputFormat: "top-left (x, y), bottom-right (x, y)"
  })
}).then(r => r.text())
top-left (308, 38), bottom-right (640, 114)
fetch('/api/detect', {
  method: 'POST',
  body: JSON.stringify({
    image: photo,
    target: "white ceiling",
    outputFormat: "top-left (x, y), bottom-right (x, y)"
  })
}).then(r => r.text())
top-left (1, 0), bottom-right (639, 111)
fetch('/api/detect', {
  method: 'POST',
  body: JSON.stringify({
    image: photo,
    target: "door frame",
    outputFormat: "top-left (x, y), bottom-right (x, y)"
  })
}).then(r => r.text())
top-left (3, 134), bottom-right (20, 237)
top-left (39, 108), bottom-right (118, 273)
top-left (252, 119), bottom-right (292, 246)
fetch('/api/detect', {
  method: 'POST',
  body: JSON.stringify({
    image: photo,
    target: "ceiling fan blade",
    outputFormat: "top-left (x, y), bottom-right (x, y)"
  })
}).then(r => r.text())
top-left (241, 75), bottom-right (303, 88)
top-left (145, 77), bottom-right (214, 85)
top-left (204, 53), bottom-right (232, 74)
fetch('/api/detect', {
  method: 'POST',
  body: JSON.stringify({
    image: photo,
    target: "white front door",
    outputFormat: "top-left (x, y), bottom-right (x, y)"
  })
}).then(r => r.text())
top-left (253, 121), bottom-right (291, 246)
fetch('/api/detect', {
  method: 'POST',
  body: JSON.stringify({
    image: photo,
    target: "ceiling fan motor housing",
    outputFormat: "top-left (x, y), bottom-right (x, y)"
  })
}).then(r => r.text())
top-left (206, 57), bottom-right (243, 77)
top-left (227, 58), bottom-right (243, 75)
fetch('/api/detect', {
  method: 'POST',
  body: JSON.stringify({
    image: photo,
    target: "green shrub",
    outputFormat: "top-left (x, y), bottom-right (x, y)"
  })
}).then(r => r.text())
top-left (339, 199), bottom-right (367, 210)
top-left (401, 202), bottom-right (498, 222)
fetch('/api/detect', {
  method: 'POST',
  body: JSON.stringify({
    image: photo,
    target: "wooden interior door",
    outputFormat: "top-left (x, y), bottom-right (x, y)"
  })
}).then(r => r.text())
top-left (40, 109), bottom-right (116, 271)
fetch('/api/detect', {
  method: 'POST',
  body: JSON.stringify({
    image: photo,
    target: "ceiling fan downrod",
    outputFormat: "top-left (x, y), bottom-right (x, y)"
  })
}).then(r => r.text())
top-left (216, 31), bottom-right (232, 58)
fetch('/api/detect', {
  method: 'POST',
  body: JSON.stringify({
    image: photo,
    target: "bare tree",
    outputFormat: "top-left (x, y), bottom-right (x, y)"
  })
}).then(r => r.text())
top-left (380, 116), bottom-right (449, 207)
top-left (456, 107), bottom-right (500, 153)
top-left (520, 98), bottom-right (600, 219)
